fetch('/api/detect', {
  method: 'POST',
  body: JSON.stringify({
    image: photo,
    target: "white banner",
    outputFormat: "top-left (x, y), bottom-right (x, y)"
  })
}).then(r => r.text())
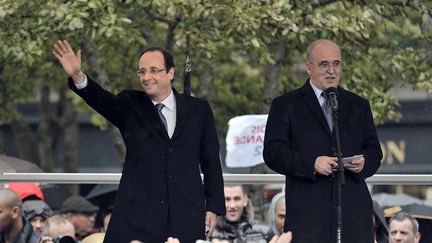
top-left (225, 115), bottom-right (268, 168)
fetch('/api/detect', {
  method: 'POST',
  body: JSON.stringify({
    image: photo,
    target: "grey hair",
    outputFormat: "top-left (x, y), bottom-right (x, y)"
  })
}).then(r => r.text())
top-left (389, 211), bottom-right (419, 234)
top-left (268, 191), bottom-right (285, 235)
top-left (42, 215), bottom-right (75, 237)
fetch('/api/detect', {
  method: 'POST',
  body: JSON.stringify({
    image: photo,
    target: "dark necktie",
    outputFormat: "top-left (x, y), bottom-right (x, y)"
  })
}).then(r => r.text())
top-left (155, 103), bottom-right (168, 131)
top-left (321, 93), bottom-right (333, 132)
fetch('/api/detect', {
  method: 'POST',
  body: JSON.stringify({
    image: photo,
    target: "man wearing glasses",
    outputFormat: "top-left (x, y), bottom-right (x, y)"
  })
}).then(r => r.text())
top-left (53, 40), bottom-right (225, 243)
top-left (264, 39), bottom-right (382, 243)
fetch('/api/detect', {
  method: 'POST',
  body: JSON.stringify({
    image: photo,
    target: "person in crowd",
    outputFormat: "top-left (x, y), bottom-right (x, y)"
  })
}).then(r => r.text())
top-left (210, 185), bottom-right (272, 242)
top-left (269, 232), bottom-right (292, 243)
top-left (82, 232), bottom-right (105, 243)
top-left (373, 200), bottom-right (388, 243)
top-left (22, 199), bottom-right (53, 233)
top-left (53, 40), bottom-right (225, 243)
top-left (7, 183), bottom-right (45, 201)
top-left (268, 191), bottom-right (285, 236)
top-left (0, 189), bottom-right (40, 243)
top-left (39, 215), bottom-right (78, 243)
top-left (101, 212), bottom-right (111, 233)
top-left (61, 196), bottom-right (98, 240)
top-left (388, 212), bottom-right (421, 243)
top-left (264, 39), bottom-right (382, 242)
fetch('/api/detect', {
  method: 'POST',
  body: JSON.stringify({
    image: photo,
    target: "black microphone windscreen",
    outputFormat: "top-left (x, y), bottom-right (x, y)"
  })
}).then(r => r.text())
top-left (324, 87), bottom-right (338, 97)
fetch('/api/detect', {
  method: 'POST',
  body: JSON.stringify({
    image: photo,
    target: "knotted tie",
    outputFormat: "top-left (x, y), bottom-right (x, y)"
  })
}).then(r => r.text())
top-left (321, 93), bottom-right (333, 132)
top-left (155, 103), bottom-right (168, 131)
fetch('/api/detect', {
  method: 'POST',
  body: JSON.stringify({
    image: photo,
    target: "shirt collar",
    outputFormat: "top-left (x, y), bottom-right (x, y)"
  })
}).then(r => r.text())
top-left (309, 79), bottom-right (324, 104)
top-left (151, 90), bottom-right (176, 111)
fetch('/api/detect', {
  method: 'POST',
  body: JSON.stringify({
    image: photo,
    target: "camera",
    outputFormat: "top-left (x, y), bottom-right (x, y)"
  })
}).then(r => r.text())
top-left (52, 235), bottom-right (77, 243)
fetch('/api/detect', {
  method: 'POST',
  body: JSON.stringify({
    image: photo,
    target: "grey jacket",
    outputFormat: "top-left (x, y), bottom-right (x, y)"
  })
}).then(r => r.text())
top-left (210, 217), bottom-right (273, 243)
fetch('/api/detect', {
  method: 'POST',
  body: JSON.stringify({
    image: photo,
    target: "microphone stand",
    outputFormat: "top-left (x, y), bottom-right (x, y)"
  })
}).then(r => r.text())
top-left (332, 107), bottom-right (345, 243)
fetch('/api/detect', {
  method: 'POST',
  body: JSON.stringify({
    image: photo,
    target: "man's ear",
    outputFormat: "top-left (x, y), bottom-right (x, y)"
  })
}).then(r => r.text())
top-left (305, 62), bottom-right (311, 75)
top-left (243, 195), bottom-right (249, 207)
top-left (169, 67), bottom-right (175, 80)
top-left (415, 232), bottom-right (421, 241)
top-left (11, 206), bottom-right (20, 219)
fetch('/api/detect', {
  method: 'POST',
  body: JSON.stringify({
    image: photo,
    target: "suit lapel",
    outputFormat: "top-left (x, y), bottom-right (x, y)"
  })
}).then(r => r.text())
top-left (133, 91), bottom-right (170, 141)
top-left (301, 80), bottom-right (333, 137)
top-left (336, 87), bottom-right (349, 135)
top-left (171, 91), bottom-right (192, 142)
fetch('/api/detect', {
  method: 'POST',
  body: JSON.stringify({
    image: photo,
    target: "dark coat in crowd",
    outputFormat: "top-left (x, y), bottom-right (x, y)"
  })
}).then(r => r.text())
top-left (264, 81), bottom-right (382, 243)
top-left (69, 77), bottom-right (226, 243)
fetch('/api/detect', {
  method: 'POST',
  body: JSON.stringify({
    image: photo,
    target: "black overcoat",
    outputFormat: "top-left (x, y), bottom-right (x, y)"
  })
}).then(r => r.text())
top-left (69, 77), bottom-right (226, 243)
top-left (263, 80), bottom-right (382, 243)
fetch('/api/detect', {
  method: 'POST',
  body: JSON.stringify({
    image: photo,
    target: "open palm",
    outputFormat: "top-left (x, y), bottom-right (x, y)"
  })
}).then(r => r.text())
top-left (53, 40), bottom-right (82, 77)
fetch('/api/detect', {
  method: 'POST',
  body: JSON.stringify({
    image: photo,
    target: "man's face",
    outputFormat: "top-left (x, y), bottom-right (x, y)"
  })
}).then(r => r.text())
top-left (0, 201), bottom-right (19, 233)
top-left (275, 199), bottom-right (285, 234)
top-left (306, 41), bottom-right (342, 90)
top-left (0, 203), bottom-right (13, 232)
top-left (30, 215), bottom-right (46, 232)
top-left (68, 213), bottom-right (96, 236)
top-left (138, 51), bottom-right (174, 102)
top-left (389, 219), bottom-right (420, 243)
top-left (224, 186), bottom-right (248, 222)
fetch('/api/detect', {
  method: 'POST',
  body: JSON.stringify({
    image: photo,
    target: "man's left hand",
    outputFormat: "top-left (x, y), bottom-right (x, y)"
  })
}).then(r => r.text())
top-left (205, 211), bottom-right (218, 240)
top-left (344, 155), bottom-right (364, 173)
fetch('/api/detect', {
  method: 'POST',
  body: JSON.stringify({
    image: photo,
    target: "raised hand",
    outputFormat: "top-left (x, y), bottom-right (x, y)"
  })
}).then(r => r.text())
top-left (52, 40), bottom-right (84, 83)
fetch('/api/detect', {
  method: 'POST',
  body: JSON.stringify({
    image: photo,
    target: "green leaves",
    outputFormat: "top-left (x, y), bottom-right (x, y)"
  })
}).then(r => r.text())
top-left (1, 0), bottom-right (432, 128)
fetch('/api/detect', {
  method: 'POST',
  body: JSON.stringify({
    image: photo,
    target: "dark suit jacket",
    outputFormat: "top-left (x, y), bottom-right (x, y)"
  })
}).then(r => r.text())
top-left (263, 80), bottom-right (382, 243)
top-left (69, 77), bottom-right (226, 243)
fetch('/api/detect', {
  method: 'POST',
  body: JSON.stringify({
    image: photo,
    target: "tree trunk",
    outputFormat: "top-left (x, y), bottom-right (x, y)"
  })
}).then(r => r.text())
top-left (195, 69), bottom-right (214, 99)
top-left (38, 84), bottom-right (55, 172)
top-left (10, 116), bottom-right (40, 165)
top-left (58, 85), bottom-right (80, 195)
top-left (252, 42), bottom-right (287, 222)
top-left (261, 42), bottom-right (287, 113)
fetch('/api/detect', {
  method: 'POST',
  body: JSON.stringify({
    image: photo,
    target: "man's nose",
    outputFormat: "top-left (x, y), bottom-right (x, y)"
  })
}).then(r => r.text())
top-left (226, 200), bottom-right (235, 208)
top-left (327, 65), bottom-right (336, 73)
top-left (34, 220), bottom-right (43, 229)
top-left (395, 232), bottom-right (403, 239)
top-left (142, 71), bottom-right (153, 80)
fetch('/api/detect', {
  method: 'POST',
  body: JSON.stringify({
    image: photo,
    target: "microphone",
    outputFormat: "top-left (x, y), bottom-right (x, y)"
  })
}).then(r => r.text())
top-left (324, 87), bottom-right (338, 111)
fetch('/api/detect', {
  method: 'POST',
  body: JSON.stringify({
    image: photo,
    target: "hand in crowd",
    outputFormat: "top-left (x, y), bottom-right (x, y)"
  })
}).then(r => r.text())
top-left (165, 237), bottom-right (180, 243)
top-left (269, 232), bottom-right (293, 243)
top-left (314, 156), bottom-right (338, 175)
top-left (205, 211), bottom-right (218, 240)
top-left (39, 236), bottom-right (53, 243)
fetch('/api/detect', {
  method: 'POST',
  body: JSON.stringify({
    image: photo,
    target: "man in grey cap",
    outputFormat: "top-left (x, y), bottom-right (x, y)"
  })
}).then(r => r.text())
top-left (22, 200), bottom-right (53, 233)
top-left (61, 196), bottom-right (99, 240)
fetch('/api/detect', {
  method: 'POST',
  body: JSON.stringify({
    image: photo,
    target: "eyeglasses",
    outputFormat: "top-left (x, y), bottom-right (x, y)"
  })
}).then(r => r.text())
top-left (308, 60), bottom-right (342, 71)
top-left (136, 67), bottom-right (168, 77)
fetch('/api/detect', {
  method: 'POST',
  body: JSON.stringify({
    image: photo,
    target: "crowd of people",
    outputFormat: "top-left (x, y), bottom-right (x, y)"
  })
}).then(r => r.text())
top-left (0, 183), bottom-right (424, 243)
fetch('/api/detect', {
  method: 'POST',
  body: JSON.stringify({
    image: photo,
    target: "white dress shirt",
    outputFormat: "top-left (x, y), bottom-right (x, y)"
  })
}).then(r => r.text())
top-left (151, 91), bottom-right (176, 138)
top-left (309, 79), bottom-right (326, 106)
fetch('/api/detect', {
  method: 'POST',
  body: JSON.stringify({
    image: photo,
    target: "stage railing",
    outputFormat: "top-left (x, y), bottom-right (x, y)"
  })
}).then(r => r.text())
top-left (1, 173), bottom-right (432, 185)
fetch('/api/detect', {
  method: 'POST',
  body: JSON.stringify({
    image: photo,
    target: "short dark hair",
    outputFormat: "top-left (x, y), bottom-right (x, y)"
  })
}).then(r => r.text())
top-left (389, 212), bottom-right (419, 234)
top-left (140, 46), bottom-right (175, 71)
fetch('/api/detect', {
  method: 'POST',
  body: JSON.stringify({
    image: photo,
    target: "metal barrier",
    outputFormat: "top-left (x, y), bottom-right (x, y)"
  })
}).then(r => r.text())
top-left (1, 173), bottom-right (432, 185)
